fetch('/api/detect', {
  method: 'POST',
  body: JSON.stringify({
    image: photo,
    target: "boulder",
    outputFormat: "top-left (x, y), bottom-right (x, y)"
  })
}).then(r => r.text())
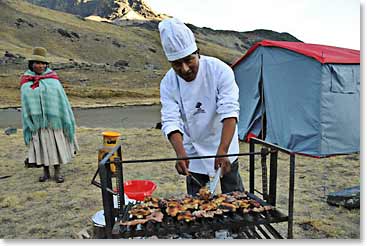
top-left (327, 186), bottom-right (360, 209)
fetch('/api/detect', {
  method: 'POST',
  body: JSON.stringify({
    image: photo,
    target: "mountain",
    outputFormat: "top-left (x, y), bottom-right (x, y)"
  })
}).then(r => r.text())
top-left (24, 0), bottom-right (301, 51)
top-left (25, 0), bottom-right (169, 22)
top-left (0, 0), bottom-right (301, 108)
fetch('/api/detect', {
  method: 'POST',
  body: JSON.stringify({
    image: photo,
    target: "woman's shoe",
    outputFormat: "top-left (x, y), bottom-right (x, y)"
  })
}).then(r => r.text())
top-left (38, 166), bottom-right (50, 182)
top-left (39, 174), bottom-right (50, 182)
top-left (54, 165), bottom-right (64, 183)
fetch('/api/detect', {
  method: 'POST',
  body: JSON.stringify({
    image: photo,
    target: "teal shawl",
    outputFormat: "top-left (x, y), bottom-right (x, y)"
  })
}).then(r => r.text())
top-left (20, 68), bottom-right (76, 145)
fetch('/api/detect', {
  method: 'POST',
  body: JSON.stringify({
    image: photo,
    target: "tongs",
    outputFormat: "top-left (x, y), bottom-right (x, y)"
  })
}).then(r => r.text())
top-left (189, 174), bottom-right (203, 187)
top-left (209, 167), bottom-right (222, 198)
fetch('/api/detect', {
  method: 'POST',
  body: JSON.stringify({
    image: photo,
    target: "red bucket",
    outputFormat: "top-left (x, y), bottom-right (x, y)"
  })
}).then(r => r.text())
top-left (123, 180), bottom-right (157, 201)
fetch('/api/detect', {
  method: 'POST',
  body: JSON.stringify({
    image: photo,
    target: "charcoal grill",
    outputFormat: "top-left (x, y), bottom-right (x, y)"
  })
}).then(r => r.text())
top-left (91, 138), bottom-right (296, 239)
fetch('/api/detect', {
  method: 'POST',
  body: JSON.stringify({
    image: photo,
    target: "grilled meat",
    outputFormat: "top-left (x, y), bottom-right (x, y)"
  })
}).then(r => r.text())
top-left (122, 191), bottom-right (273, 224)
top-left (146, 211), bottom-right (164, 222)
top-left (199, 201), bottom-right (217, 211)
top-left (120, 219), bottom-right (148, 226)
top-left (198, 187), bottom-right (211, 200)
top-left (219, 202), bottom-right (237, 212)
top-left (128, 204), bottom-right (152, 218)
top-left (177, 211), bottom-right (195, 222)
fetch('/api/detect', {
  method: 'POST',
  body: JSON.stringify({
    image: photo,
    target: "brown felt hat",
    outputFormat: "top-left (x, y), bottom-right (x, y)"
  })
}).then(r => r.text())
top-left (28, 47), bottom-right (49, 63)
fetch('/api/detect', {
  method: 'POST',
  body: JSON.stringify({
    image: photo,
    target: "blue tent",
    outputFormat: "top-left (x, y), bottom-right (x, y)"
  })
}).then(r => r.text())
top-left (232, 40), bottom-right (360, 157)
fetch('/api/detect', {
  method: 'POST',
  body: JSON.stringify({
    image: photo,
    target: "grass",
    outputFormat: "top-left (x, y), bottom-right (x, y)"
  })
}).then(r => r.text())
top-left (0, 127), bottom-right (360, 239)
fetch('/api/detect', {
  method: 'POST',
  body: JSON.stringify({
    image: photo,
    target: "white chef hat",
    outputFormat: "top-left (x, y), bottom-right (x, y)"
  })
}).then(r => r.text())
top-left (158, 18), bottom-right (198, 62)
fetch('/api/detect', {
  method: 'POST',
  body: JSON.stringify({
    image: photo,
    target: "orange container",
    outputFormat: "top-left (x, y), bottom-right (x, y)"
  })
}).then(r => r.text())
top-left (102, 131), bottom-right (121, 146)
top-left (99, 131), bottom-right (121, 173)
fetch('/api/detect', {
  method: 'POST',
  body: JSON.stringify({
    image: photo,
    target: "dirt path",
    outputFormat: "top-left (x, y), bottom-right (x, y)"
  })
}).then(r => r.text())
top-left (0, 105), bottom-right (161, 129)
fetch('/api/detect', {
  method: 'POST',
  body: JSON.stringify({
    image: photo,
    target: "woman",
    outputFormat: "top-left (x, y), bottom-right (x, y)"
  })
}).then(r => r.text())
top-left (20, 47), bottom-right (79, 183)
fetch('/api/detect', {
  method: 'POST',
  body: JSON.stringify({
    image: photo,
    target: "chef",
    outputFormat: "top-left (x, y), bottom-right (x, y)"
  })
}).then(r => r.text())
top-left (158, 18), bottom-right (244, 196)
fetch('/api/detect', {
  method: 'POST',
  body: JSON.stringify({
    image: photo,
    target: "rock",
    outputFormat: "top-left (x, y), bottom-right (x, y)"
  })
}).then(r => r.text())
top-left (112, 40), bottom-right (125, 48)
top-left (76, 228), bottom-right (91, 239)
top-left (327, 186), bottom-right (360, 209)
top-left (344, 154), bottom-right (359, 161)
top-left (57, 28), bottom-right (72, 38)
top-left (15, 18), bottom-right (35, 28)
top-left (1, 51), bottom-right (25, 65)
top-left (144, 63), bottom-right (161, 70)
top-left (4, 127), bottom-right (17, 135)
top-left (154, 122), bottom-right (162, 129)
top-left (70, 31), bottom-right (80, 39)
top-left (4, 51), bottom-right (16, 58)
top-left (76, 15), bottom-right (85, 21)
top-left (114, 60), bottom-right (129, 68)
top-left (0, 175), bottom-right (12, 180)
top-left (16, 18), bottom-right (25, 23)
top-left (148, 47), bottom-right (156, 53)
top-left (17, 54), bottom-right (26, 60)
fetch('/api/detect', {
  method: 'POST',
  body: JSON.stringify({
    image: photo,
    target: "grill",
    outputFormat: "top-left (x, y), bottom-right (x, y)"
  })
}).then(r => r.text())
top-left (113, 194), bottom-right (287, 239)
top-left (91, 138), bottom-right (296, 239)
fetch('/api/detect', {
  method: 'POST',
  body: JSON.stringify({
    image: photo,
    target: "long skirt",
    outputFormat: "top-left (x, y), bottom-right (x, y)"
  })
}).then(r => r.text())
top-left (27, 128), bottom-right (79, 167)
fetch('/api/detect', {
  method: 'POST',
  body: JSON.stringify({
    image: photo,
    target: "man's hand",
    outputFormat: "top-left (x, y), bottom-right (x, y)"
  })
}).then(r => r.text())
top-left (168, 130), bottom-right (189, 176)
top-left (175, 157), bottom-right (190, 176)
top-left (215, 117), bottom-right (236, 175)
top-left (215, 150), bottom-right (231, 175)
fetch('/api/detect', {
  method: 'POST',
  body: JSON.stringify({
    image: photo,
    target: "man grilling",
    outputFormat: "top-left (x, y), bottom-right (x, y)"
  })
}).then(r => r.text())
top-left (158, 18), bottom-right (244, 196)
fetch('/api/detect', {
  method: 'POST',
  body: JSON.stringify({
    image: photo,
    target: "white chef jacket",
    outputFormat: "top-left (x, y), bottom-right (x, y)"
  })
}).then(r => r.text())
top-left (160, 55), bottom-right (240, 176)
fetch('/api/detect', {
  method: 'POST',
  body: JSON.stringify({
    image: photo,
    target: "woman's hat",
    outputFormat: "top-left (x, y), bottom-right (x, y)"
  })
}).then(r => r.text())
top-left (28, 47), bottom-right (49, 63)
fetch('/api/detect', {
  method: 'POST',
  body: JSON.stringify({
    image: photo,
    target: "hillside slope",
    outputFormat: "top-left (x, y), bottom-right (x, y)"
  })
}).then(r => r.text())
top-left (0, 0), bottom-right (301, 108)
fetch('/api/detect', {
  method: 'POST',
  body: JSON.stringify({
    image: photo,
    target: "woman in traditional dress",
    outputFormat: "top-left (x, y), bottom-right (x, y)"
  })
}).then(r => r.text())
top-left (20, 47), bottom-right (79, 183)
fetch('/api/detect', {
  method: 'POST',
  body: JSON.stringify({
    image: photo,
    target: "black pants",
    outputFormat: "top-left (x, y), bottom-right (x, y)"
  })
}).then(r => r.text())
top-left (186, 159), bottom-right (244, 196)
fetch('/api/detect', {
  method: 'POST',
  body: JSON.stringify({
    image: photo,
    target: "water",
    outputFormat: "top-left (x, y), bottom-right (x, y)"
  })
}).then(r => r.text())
top-left (0, 105), bottom-right (161, 129)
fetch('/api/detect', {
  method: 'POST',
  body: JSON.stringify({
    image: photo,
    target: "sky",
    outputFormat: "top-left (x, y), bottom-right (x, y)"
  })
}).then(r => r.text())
top-left (145, 0), bottom-right (361, 50)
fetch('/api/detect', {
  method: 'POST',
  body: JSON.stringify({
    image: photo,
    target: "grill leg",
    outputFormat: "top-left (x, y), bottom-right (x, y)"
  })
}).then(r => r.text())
top-left (115, 146), bottom-right (125, 218)
top-left (288, 154), bottom-right (296, 239)
top-left (261, 147), bottom-right (268, 201)
top-left (269, 150), bottom-right (278, 206)
top-left (99, 163), bottom-right (114, 239)
top-left (249, 141), bottom-right (255, 194)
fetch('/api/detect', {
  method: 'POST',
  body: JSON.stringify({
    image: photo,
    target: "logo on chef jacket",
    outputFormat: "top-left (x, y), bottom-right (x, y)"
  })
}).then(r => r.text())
top-left (193, 102), bottom-right (206, 115)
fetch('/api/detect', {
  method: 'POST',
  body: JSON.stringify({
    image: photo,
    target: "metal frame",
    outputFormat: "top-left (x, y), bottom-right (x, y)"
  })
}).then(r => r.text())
top-left (91, 144), bottom-right (123, 238)
top-left (249, 137), bottom-right (295, 239)
top-left (91, 138), bottom-right (296, 239)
